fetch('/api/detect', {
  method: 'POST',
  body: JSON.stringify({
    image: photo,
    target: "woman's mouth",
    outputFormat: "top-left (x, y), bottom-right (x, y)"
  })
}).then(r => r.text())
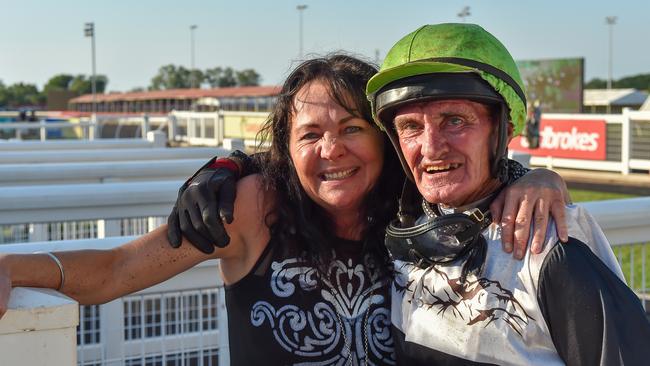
top-left (320, 168), bottom-right (358, 181)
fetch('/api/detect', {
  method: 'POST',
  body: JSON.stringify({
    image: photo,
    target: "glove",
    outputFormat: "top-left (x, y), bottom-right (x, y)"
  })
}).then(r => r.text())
top-left (167, 150), bottom-right (253, 253)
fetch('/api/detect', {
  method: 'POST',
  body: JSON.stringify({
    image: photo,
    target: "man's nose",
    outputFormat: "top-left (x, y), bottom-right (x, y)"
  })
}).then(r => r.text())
top-left (421, 125), bottom-right (448, 158)
top-left (320, 135), bottom-right (345, 160)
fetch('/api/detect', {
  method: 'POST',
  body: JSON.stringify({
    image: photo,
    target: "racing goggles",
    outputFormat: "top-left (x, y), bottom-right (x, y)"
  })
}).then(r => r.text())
top-left (385, 208), bottom-right (489, 267)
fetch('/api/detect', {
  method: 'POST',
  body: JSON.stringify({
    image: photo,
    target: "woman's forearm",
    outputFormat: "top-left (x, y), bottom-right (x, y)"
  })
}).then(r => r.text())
top-left (1, 248), bottom-right (121, 305)
top-left (1, 226), bottom-right (216, 305)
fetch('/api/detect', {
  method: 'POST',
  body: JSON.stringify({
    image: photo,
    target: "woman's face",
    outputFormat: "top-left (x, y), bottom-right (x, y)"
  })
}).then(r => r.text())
top-left (288, 79), bottom-right (385, 217)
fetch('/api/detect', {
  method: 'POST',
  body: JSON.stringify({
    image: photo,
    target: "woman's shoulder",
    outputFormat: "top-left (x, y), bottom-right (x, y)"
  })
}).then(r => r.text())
top-left (236, 174), bottom-right (276, 219)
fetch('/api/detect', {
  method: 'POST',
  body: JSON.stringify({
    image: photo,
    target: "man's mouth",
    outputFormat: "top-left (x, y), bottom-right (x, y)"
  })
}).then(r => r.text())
top-left (424, 163), bottom-right (461, 173)
top-left (320, 168), bottom-right (358, 181)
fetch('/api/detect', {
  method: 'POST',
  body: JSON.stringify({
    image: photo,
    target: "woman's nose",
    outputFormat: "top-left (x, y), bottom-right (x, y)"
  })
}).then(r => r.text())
top-left (320, 135), bottom-right (345, 160)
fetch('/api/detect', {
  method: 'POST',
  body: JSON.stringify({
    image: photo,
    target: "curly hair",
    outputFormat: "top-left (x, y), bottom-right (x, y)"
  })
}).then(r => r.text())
top-left (254, 54), bottom-right (403, 276)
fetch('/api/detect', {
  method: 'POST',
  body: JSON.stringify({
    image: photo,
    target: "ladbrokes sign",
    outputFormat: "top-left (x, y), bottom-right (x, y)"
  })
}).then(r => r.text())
top-left (510, 119), bottom-right (607, 160)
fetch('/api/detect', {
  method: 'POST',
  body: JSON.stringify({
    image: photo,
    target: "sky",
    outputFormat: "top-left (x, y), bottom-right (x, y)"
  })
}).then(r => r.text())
top-left (1, 0), bottom-right (647, 92)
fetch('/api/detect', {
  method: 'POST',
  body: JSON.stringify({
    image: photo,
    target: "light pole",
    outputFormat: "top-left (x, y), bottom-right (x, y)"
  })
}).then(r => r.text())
top-left (296, 5), bottom-right (308, 58)
top-left (84, 22), bottom-right (96, 114)
top-left (190, 25), bottom-right (198, 88)
top-left (605, 16), bottom-right (617, 90)
top-left (457, 6), bottom-right (470, 22)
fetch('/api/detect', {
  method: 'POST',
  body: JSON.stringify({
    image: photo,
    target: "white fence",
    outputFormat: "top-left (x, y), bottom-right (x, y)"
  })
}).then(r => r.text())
top-left (1, 110), bottom-right (270, 149)
top-left (0, 239), bottom-right (228, 366)
top-left (525, 110), bottom-right (650, 174)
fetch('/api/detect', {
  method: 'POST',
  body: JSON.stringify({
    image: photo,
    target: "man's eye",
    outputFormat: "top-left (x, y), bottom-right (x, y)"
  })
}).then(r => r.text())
top-left (396, 121), bottom-right (421, 132)
top-left (447, 117), bottom-right (464, 126)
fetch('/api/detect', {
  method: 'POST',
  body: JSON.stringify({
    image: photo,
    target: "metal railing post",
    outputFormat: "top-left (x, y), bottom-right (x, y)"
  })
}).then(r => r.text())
top-left (39, 120), bottom-right (47, 141)
top-left (142, 114), bottom-right (150, 139)
top-left (621, 108), bottom-right (631, 175)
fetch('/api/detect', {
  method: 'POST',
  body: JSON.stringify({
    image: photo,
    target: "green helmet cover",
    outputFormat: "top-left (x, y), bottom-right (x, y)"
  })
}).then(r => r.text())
top-left (367, 23), bottom-right (527, 136)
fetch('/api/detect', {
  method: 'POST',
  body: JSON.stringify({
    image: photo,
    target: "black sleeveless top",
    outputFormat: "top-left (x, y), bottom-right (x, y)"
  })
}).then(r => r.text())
top-left (225, 236), bottom-right (396, 365)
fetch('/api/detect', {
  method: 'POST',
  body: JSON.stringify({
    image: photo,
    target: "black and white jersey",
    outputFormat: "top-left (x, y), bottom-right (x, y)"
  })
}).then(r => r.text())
top-left (391, 204), bottom-right (650, 365)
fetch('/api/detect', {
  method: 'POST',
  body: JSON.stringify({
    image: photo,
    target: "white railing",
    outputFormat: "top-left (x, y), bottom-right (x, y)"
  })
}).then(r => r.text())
top-left (0, 120), bottom-right (98, 141)
top-left (0, 146), bottom-right (223, 164)
top-left (0, 238), bottom-right (229, 366)
top-left (0, 159), bottom-right (206, 186)
top-left (527, 110), bottom-right (650, 174)
top-left (0, 135), bottom-right (165, 150)
top-left (1, 111), bottom-right (270, 149)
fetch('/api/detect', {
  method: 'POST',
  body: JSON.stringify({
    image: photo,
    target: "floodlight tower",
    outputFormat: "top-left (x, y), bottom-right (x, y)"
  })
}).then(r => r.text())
top-left (84, 22), bottom-right (96, 114)
top-left (605, 16), bottom-right (617, 90)
top-left (458, 6), bottom-right (471, 22)
top-left (296, 5), bottom-right (308, 58)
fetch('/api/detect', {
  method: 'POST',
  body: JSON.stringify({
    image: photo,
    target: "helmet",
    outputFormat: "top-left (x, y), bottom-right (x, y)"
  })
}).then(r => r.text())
top-left (366, 23), bottom-right (527, 182)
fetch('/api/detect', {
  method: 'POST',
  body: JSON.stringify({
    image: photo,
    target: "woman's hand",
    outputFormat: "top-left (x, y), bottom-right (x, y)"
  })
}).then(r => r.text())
top-left (490, 168), bottom-right (570, 259)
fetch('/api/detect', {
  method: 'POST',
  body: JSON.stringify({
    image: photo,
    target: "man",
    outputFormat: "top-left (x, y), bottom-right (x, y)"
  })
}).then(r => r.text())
top-left (365, 23), bottom-right (650, 365)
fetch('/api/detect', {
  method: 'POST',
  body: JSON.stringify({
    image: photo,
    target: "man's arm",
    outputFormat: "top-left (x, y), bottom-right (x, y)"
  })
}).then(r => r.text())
top-left (537, 238), bottom-right (650, 365)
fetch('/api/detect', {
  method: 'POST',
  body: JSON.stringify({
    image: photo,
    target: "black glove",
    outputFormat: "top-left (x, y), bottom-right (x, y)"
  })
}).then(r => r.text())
top-left (167, 150), bottom-right (254, 253)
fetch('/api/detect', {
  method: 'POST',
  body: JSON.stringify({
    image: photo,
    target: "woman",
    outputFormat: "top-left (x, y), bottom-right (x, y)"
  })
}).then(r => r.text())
top-left (0, 55), bottom-right (568, 365)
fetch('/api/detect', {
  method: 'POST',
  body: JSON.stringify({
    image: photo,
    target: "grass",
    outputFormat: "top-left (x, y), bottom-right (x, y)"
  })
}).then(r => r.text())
top-left (569, 188), bottom-right (637, 202)
top-left (568, 189), bottom-right (648, 293)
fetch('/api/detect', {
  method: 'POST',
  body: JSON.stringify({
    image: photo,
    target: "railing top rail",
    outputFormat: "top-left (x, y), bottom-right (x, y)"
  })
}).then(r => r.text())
top-left (0, 138), bottom-right (156, 151)
top-left (0, 147), bottom-right (224, 164)
top-left (0, 159), bottom-right (206, 184)
top-left (0, 180), bottom-right (180, 224)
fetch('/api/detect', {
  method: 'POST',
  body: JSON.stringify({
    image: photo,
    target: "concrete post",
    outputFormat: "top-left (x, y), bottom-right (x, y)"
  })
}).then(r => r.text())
top-left (0, 287), bottom-right (79, 366)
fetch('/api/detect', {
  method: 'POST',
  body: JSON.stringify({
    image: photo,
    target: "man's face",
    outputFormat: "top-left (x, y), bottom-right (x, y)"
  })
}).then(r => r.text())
top-left (393, 99), bottom-right (501, 207)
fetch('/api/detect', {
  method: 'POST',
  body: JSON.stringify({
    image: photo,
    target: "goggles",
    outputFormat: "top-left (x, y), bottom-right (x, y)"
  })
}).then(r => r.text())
top-left (385, 208), bottom-right (489, 268)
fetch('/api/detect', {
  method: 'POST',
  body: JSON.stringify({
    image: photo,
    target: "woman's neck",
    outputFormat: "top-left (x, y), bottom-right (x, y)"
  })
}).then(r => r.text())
top-left (331, 210), bottom-right (366, 241)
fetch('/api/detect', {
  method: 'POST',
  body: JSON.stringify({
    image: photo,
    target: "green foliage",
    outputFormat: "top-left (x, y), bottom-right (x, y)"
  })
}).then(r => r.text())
top-left (155, 64), bottom-right (260, 89)
top-left (236, 69), bottom-right (261, 87)
top-left (616, 73), bottom-right (650, 91)
top-left (586, 73), bottom-right (650, 92)
top-left (0, 82), bottom-right (44, 107)
top-left (68, 75), bottom-right (108, 94)
top-left (585, 78), bottom-right (607, 89)
top-left (150, 64), bottom-right (197, 90)
top-left (43, 74), bottom-right (74, 94)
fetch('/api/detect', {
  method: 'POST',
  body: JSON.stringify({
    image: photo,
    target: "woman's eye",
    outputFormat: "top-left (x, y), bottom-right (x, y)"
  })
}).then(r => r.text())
top-left (301, 132), bottom-right (319, 140)
top-left (344, 126), bottom-right (362, 134)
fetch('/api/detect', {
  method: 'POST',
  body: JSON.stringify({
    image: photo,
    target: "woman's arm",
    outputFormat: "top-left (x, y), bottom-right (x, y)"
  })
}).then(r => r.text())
top-left (0, 174), bottom-right (270, 318)
top-left (0, 225), bottom-right (217, 311)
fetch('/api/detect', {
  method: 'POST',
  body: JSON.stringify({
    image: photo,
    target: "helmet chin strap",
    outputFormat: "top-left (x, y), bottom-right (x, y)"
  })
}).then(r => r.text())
top-left (492, 104), bottom-right (511, 183)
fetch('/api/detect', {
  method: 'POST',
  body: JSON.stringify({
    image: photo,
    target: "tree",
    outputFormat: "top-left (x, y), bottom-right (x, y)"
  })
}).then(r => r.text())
top-left (616, 73), bottom-right (650, 91)
top-left (204, 67), bottom-right (223, 88)
top-left (43, 74), bottom-right (74, 94)
top-left (218, 67), bottom-right (237, 87)
top-left (5, 83), bottom-right (44, 107)
top-left (585, 78), bottom-right (607, 89)
top-left (69, 75), bottom-right (108, 94)
top-left (150, 64), bottom-right (200, 90)
top-left (236, 69), bottom-right (261, 86)
top-left (0, 80), bottom-right (8, 107)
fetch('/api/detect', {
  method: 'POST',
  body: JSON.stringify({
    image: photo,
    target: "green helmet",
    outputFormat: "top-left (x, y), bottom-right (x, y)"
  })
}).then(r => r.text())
top-left (366, 23), bottom-right (527, 182)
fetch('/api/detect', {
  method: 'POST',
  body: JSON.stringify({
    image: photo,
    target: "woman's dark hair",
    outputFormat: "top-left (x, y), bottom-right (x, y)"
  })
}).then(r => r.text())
top-left (254, 54), bottom-right (404, 276)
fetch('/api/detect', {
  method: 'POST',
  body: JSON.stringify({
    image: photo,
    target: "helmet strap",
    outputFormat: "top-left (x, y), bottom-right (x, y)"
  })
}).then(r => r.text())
top-left (492, 104), bottom-right (510, 182)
